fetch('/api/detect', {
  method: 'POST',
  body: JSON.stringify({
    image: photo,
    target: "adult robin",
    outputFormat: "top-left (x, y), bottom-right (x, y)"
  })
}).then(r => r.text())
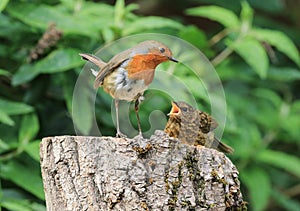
top-left (80, 40), bottom-right (178, 138)
top-left (164, 101), bottom-right (234, 153)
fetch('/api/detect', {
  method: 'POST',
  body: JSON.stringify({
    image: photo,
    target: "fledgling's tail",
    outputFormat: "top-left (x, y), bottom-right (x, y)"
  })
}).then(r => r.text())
top-left (79, 53), bottom-right (107, 76)
top-left (210, 137), bottom-right (234, 154)
top-left (215, 137), bottom-right (234, 154)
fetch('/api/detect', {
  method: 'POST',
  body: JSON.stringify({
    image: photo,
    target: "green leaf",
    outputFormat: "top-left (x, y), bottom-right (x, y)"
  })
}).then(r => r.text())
top-left (0, 0), bottom-right (9, 12)
top-left (183, 76), bottom-right (209, 101)
top-left (61, 72), bottom-right (75, 113)
top-left (0, 98), bottom-right (33, 115)
top-left (1, 199), bottom-right (33, 211)
top-left (38, 48), bottom-right (82, 74)
top-left (257, 150), bottom-right (300, 178)
top-left (271, 189), bottom-right (300, 211)
top-left (268, 67), bottom-right (300, 82)
top-left (19, 113), bottom-right (39, 149)
top-left (114, 0), bottom-right (125, 27)
top-left (249, 0), bottom-right (285, 13)
top-left (241, 167), bottom-right (271, 211)
top-left (6, 3), bottom-right (63, 29)
top-left (6, 2), bottom-right (110, 37)
top-left (230, 37), bottom-right (269, 78)
top-left (102, 27), bottom-right (115, 43)
top-left (124, 3), bottom-right (139, 14)
top-left (0, 109), bottom-right (14, 126)
top-left (178, 25), bottom-right (207, 47)
top-left (240, 0), bottom-right (253, 26)
top-left (0, 123), bottom-right (19, 151)
top-left (0, 138), bottom-right (10, 151)
top-left (186, 6), bottom-right (240, 28)
top-left (74, 2), bottom-right (115, 29)
top-left (281, 101), bottom-right (300, 140)
top-left (72, 82), bottom-right (94, 135)
top-left (251, 28), bottom-right (300, 67)
top-left (0, 13), bottom-right (28, 42)
top-left (24, 140), bottom-right (41, 162)
top-left (12, 64), bottom-right (40, 86)
top-left (1, 198), bottom-right (46, 211)
top-left (13, 49), bottom-right (82, 85)
top-left (123, 16), bottom-right (183, 35)
top-left (252, 88), bottom-right (282, 108)
top-left (0, 68), bottom-right (11, 76)
top-left (0, 160), bottom-right (44, 200)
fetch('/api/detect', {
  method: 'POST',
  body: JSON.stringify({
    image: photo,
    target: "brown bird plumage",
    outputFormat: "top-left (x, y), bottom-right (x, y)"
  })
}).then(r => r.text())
top-left (164, 101), bottom-right (234, 154)
top-left (80, 40), bottom-right (178, 137)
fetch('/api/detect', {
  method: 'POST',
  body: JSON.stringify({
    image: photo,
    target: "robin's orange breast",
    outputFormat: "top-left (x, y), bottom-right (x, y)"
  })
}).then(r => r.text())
top-left (126, 54), bottom-right (168, 85)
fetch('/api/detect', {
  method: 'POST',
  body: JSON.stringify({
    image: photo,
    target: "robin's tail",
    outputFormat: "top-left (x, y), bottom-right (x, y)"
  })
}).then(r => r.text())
top-left (79, 53), bottom-right (107, 76)
top-left (212, 137), bottom-right (234, 154)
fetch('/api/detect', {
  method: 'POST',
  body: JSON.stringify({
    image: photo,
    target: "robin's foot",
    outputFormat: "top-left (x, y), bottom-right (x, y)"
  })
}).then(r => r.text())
top-left (196, 145), bottom-right (205, 150)
top-left (116, 132), bottom-right (127, 138)
top-left (137, 95), bottom-right (144, 104)
top-left (134, 132), bottom-right (144, 140)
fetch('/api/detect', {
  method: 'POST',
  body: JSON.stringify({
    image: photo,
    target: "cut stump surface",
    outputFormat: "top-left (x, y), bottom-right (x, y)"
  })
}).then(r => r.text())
top-left (40, 130), bottom-right (246, 211)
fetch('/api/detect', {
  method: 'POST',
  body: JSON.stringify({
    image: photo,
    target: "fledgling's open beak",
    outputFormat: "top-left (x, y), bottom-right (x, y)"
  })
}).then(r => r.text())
top-left (167, 101), bottom-right (181, 116)
top-left (168, 57), bottom-right (178, 63)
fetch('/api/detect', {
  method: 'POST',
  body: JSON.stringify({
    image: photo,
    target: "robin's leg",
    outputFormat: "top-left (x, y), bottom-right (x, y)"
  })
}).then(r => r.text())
top-left (134, 95), bottom-right (144, 137)
top-left (115, 99), bottom-right (126, 138)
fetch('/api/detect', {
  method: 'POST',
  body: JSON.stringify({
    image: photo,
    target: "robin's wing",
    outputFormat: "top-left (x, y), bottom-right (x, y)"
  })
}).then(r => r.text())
top-left (94, 50), bottom-right (131, 88)
top-left (80, 53), bottom-right (107, 77)
top-left (198, 111), bottom-right (218, 133)
top-left (79, 53), bottom-right (107, 69)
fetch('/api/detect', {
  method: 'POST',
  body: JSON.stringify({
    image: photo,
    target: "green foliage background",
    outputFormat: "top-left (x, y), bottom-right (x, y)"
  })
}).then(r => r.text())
top-left (1, 0), bottom-right (300, 210)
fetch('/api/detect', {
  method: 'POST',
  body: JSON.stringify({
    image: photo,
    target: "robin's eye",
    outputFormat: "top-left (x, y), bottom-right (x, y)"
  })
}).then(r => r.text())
top-left (159, 47), bottom-right (165, 53)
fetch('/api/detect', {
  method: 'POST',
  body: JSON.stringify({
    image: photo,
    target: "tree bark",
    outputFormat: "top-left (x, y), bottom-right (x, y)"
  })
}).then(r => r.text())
top-left (40, 130), bottom-right (246, 211)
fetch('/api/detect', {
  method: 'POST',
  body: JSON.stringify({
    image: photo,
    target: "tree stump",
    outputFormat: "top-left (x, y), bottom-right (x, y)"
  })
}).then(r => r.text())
top-left (40, 130), bottom-right (246, 211)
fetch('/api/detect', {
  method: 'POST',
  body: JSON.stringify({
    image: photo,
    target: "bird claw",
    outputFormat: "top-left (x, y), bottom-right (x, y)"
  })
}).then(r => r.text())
top-left (116, 132), bottom-right (127, 139)
top-left (134, 133), bottom-right (144, 140)
top-left (137, 95), bottom-right (145, 104)
top-left (196, 145), bottom-right (205, 150)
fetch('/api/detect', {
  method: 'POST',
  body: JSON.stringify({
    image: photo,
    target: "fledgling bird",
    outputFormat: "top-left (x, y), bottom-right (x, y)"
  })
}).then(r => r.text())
top-left (164, 101), bottom-right (234, 153)
top-left (80, 40), bottom-right (178, 138)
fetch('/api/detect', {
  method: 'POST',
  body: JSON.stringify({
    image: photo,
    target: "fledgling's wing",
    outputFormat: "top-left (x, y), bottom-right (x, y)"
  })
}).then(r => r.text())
top-left (198, 110), bottom-right (218, 133)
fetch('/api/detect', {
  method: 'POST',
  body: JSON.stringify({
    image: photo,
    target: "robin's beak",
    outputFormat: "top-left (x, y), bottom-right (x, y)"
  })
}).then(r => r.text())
top-left (168, 57), bottom-right (178, 63)
top-left (167, 101), bottom-right (181, 116)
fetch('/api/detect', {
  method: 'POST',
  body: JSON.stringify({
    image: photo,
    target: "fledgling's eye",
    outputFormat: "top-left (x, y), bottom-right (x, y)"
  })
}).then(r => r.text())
top-left (181, 107), bottom-right (188, 112)
top-left (159, 47), bottom-right (165, 53)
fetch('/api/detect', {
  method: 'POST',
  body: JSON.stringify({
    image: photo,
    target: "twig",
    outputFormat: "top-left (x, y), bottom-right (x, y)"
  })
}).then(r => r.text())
top-left (209, 29), bottom-right (230, 46)
top-left (211, 47), bottom-right (234, 66)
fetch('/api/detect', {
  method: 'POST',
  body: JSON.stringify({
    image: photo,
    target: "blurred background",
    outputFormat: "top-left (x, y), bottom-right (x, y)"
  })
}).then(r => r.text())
top-left (1, 0), bottom-right (300, 210)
